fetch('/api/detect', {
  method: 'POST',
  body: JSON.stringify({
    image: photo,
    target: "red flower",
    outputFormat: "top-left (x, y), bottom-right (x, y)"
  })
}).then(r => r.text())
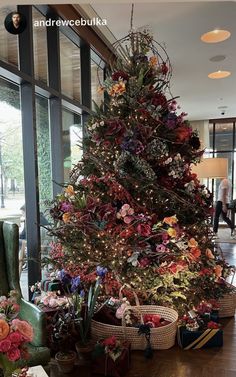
top-left (199, 268), bottom-right (212, 276)
top-left (139, 257), bottom-right (150, 267)
top-left (102, 335), bottom-right (117, 347)
top-left (120, 226), bottom-right (135, 238)
top-left (207, 321), bottom-right (220, 329)
top-left (0, 338), bottom-right (11, 352)
top-left (161, 62), bottom-right (169, 75)
top-left (7, 347), bottom-right (21, 361)
top-left (136, 223), bottom-right (151, 237)
top-left (112, 71), bottom-right (129, 82)
top-left (175, 126), bottom-right (192, 142)
top-left (105, 120), bottom-right (125, 137)
top-left (151, 92), bottom-right (167, 108)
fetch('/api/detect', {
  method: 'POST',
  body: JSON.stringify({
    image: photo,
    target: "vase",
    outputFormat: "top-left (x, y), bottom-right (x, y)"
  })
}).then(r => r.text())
top-left (0, 354), bottom-right (18, 377)
top-left (55, 351), bottom-right (77, 374)
top-left (75, 342), bottom-right (93, 365)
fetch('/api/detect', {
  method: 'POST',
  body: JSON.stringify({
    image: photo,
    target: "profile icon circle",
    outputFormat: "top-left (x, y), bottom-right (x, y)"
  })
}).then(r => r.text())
top-left (4, 11), bottom-right (27, 35)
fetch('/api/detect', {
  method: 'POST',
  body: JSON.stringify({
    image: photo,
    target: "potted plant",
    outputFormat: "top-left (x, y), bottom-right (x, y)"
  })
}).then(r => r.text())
top-left (73, 279), bottom-right (101, 364)
top-left (52, 271), bottom-right (101, 367)
top-left (52, 305), bottom-right (77, 374)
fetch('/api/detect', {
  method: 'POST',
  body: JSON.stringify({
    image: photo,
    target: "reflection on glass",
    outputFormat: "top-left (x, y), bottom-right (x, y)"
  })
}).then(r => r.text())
top-left (62, 108), bottom-right (82, 181)
top-left (215, 123), bottom-right (233, 151)
top-left (0, 7), bottom-right (18, 66)
top-left (0, 77), bottom-right (27, 297)
top-left (33, 7), bottom-right (48, 84)
top-left (36, 95), bottom-right (52, 269)
top-left (36, 95), bottom-right (52, 208)
top-left (91, 59), bottom-right (104, 110)
top-left (60, 32), bottom-right (81, 101)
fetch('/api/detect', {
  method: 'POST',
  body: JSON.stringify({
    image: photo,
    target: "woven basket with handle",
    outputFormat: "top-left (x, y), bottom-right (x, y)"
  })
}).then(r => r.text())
top-left (217, 283), bottom-right (236, 318)
top-left (91, 287), bottom-right (178, 350)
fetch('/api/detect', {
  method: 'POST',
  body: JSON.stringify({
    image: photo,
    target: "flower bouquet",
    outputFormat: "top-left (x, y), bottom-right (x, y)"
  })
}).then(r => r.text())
top-left (0, 292), bottom-right (34, 377)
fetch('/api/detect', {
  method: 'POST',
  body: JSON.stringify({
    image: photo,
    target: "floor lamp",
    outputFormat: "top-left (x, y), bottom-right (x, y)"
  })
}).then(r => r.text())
top-left (192, 158), bottom-right (229, 225)
top-left (192, 158), bottom-right (228, 182)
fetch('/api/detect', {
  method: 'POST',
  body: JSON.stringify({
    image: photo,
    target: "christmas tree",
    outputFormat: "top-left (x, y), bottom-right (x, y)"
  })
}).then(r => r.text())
top-left (48, 30), bottom-right (232, 313)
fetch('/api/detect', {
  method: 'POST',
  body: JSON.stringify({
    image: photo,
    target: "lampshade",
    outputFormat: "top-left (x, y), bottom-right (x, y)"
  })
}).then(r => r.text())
top-left (192, 158), bottom-right (228, 179)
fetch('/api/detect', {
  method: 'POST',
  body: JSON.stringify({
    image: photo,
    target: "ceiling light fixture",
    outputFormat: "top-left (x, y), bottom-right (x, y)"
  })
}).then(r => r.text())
top-left (208, 70), bottom-right (231, 79)
top-left (201, 29), bottom-right (231, 43)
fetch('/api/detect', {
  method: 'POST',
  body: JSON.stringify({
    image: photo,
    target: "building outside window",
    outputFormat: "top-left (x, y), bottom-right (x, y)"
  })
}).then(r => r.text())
top-left (0, 4), bottom-right (106, 295)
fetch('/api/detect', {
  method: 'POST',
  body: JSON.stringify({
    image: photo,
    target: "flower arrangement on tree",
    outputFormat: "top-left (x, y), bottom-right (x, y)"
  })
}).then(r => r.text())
top-left (0, 292), bottom-right (33, 377)
top-left (47, 30), bottom-right (232, 314)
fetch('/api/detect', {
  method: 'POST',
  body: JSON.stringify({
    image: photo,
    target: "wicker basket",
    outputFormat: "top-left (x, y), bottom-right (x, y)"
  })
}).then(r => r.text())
top-left (91, 305), bottom-right (178, 350)
top-left (217, 284), bottom-right (236, 318)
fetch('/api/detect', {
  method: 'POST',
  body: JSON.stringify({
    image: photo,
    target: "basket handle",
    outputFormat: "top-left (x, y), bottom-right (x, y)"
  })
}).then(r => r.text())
top-left (119, 284), bottom-right (140, 307)
top-left (230, 268), bottom-right (236, 285)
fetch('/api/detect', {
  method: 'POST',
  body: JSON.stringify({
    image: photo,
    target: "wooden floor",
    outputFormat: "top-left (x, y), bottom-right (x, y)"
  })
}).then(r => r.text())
top-left (50, 241), bottom-right (236, 377)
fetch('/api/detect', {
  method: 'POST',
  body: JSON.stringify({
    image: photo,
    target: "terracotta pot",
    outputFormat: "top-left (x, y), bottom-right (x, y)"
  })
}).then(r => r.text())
top-left (75, 342), bottom-right (93, 365)
top-left (55, 350), bottom-right (77, 373)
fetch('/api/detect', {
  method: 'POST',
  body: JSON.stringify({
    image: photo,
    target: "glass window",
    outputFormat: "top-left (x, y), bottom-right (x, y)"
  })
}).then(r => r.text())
top-left (91, 59), bottom-right (104, 110)
top-left (0, 7), bottom-right (18, 67)
top-left (0, 77), bottom-right (27, 297)
top-left (36, 95), bottom-right (52, 207)
top-left (32, 7), bottom-right (48, 84)
top-left (60, 32), bottom-right (81, 101)
top-left (35, 94), bottom-right (52, 262)
top-left (62, 108), bottom-right (82, 181)
top-left (215, 123), bottom-right (233, 151)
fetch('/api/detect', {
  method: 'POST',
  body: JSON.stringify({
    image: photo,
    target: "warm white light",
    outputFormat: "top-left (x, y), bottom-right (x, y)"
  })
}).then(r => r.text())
top-left (208, 70), bottom-right (231, 79)
top-left (201, 29), bottom-right (231, 43)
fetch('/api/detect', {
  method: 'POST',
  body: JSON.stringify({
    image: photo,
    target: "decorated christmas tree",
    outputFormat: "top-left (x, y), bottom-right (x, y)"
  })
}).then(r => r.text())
top-left (48, 30), bottom-right (232, 313)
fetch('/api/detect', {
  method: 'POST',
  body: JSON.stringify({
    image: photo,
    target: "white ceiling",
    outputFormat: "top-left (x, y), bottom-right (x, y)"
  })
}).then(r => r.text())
top-left (86, 1), bottom-right (236, 121)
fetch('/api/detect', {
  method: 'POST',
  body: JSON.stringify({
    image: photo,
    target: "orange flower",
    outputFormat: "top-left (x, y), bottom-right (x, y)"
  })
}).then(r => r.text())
top-left (108, 81), bottom-right (126, 96)
top-left (167, 227), bottom-right (177, 238)
top-left (206, 248), bottom-right (215, 259)
top-left (190, 247), bottom-right (201, 260)
top-left (65, 185), bottom-right (75, 197)
top-left (149, 56), bottom-right (158, 67)
top-left (0, 319), bottom-right (10, 340)
top-left (163, 215), bottom-right (178, 226)
top-left (97, 86), bottom-right (105, 94)
top-left (62, 213), bottom-right (71, 223)
top-left (188, 238), bottom-right (198, 248)
top-left (214, 265), bottom-right (223, 278)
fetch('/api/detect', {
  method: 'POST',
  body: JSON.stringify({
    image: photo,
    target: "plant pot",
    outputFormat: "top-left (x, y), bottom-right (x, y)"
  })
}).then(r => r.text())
top-left (55, 351), bottom-right (77, 374)
top-left (75, 342), bottom-right (93, 365)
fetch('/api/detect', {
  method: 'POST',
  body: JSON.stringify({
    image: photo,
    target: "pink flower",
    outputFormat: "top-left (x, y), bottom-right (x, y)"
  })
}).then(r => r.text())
top-left (7, 347), bottom-right (21, 361)
top-left (123, 216), bottom-right (133, 224)
top-left (11, 319), bottom-right (33, 342)
top-left (139, 258), bottom-right (150, 267)
top-left (0, 338), bottom-right (11, 352)
top-left (8, 331), bottom-right (23, 345)
top-left (136, 223), bottom-right (151, 237)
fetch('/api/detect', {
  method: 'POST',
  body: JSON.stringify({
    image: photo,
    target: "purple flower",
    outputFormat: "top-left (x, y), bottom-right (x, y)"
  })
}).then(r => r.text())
top-left (71, 276), bottom-right (81, 292)
top-left (165, 113), bottom-right (177, 129)
top-left (58, 269), bottom-right (71, 286)
top-left (80, 290), bottom-right (85, 298)
top-left (60, 202), bottom-right (74, 212)
top-left (121, 137), bottom-right (144, 155)
top-left (96, 266), bottom-right (108, 278)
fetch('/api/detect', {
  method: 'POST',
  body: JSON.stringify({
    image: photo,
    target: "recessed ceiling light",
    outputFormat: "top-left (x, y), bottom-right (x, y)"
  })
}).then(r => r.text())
top-left (201, 29), bottom-right (231, 43)
top-left (208, 70), bottom-right (231, 79)
top-left (209, 55), bottom-right (226, 62)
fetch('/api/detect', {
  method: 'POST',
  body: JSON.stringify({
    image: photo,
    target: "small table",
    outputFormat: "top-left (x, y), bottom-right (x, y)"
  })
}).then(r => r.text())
top-left (28, 366), bottom-right (49, 377)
